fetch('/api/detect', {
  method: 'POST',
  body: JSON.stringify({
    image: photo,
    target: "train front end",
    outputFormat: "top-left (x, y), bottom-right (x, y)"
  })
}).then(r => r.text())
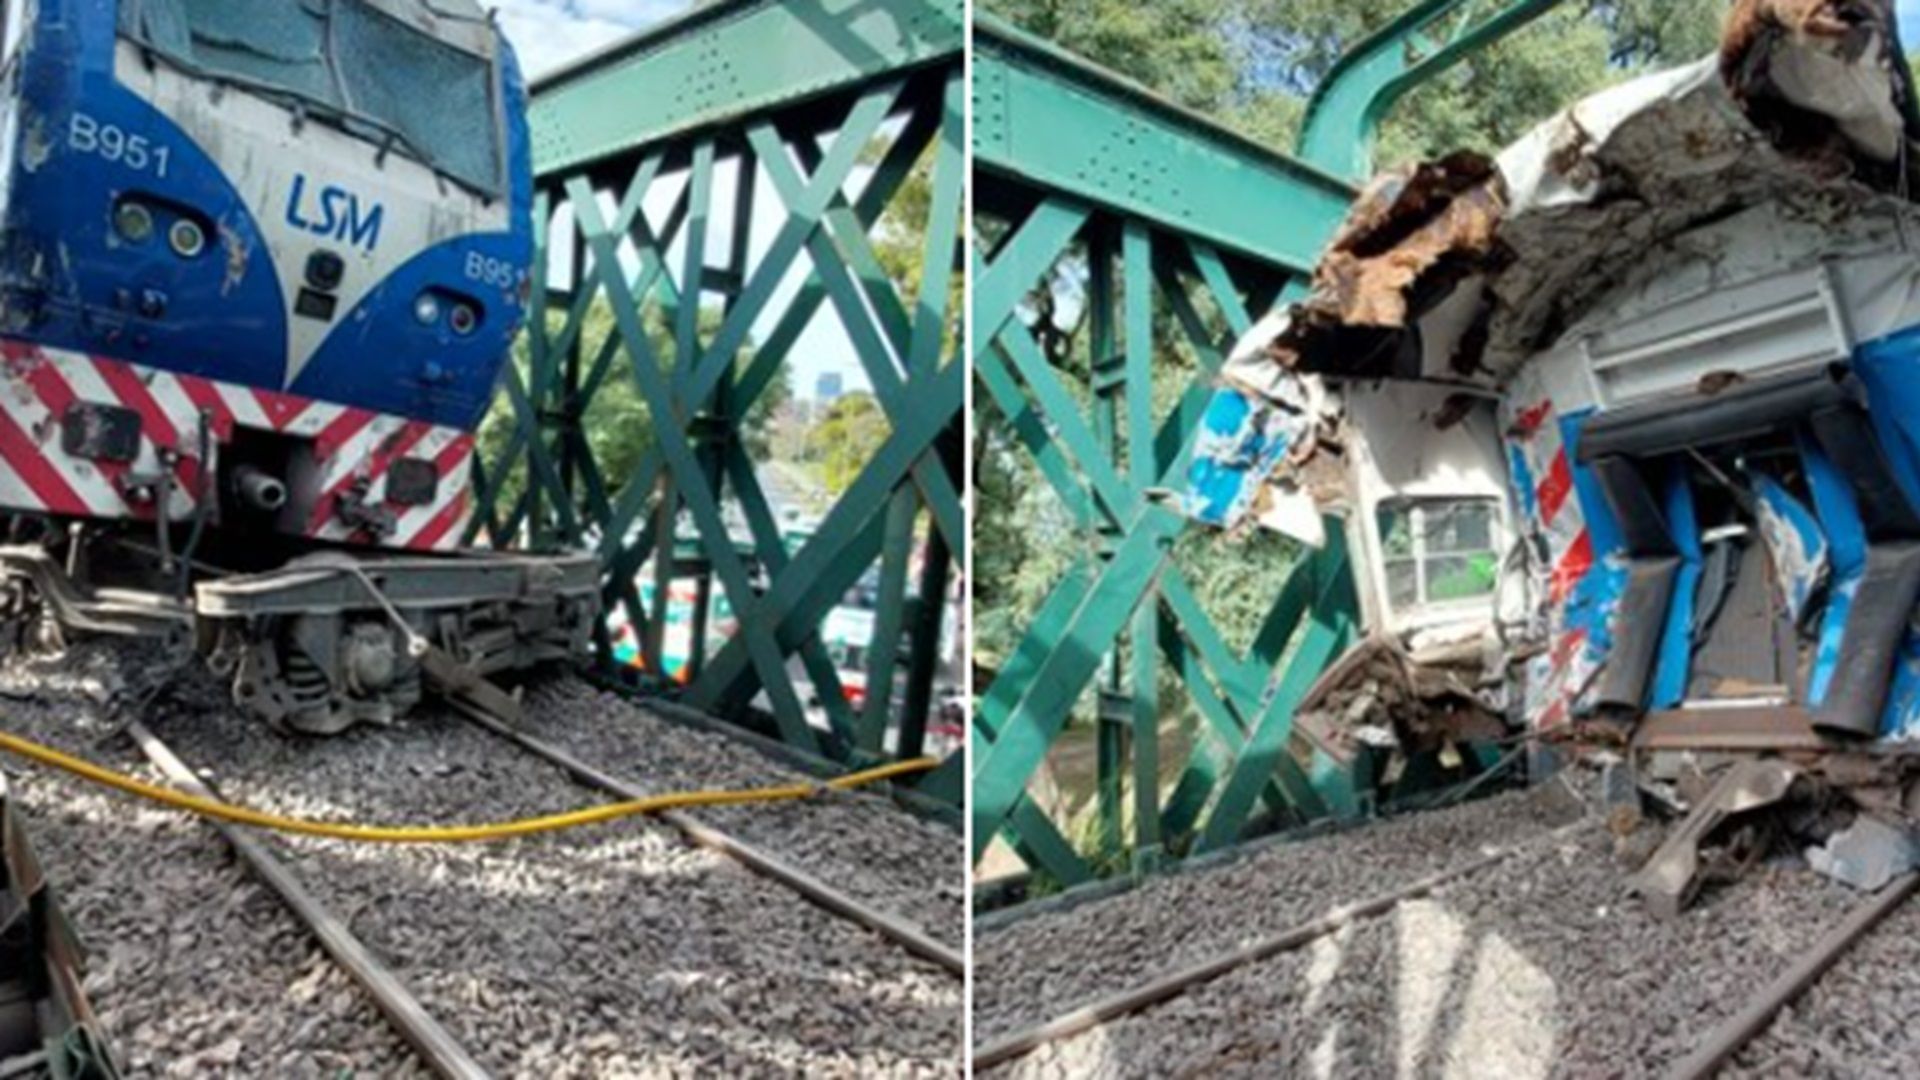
top-left (0, 1), bottom-right (596, 735)
top-left (0, 0), bottom-right (530, 553)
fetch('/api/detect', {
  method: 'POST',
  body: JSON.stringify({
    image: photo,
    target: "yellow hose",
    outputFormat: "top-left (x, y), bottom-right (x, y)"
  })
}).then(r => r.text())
top-left (0, 728), bottom-right (937, 844)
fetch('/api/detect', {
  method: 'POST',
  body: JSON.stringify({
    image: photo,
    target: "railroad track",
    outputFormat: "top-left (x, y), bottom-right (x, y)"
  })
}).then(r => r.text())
top-left (2, 650), bottom-right (961, 1075)
top-left (122, 721), bottom-right (488, 1080)
top-left (976, 790), bottom-right (1917, 1079)
top-left (972, 816), bottom-right (1597, 1071)
top-left (446, 698), bottom-right (964, 974)
top-left (972, 781), bottom-right (1592, 1047)
top-left (1669, 872), bottom-right (1920, 1080)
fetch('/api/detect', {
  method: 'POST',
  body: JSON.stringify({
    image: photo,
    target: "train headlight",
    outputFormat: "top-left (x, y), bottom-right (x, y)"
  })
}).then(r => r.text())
top-left (448, 303), bottom-right (478, 336)
top-left (413, 293), bottom-right (441, 325)
top-left (168, 219), bottom-right (206, 258)
top-left (114, 202), bottom-right (154, 243)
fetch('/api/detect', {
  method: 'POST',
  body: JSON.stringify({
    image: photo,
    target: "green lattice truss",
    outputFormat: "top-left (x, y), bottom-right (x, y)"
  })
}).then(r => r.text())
top-left (971, 0), bottom-right (1567, 885)
top-left (469, 0), bottom-right (966, 802)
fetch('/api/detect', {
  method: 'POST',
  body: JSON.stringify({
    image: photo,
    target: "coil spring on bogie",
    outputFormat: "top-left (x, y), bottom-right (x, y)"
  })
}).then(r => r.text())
top-left (282, 650), bottom-right (331, 714)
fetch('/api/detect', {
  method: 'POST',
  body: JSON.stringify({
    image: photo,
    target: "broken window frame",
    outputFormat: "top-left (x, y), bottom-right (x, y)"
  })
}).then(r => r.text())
top-left (117, 0), bottom-right (508, 198)
top-left (1372, 496), bottom-right (1502, 624)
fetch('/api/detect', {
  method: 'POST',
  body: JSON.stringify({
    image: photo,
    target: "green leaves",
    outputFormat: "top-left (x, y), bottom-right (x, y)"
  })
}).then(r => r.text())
top-left (811, 392), bottom-right (892, 496)
top-left (984, 0), bottom-right (1730, 169)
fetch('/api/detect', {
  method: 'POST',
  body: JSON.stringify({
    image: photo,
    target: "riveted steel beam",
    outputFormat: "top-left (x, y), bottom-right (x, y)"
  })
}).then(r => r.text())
top-left (530, 0), bottom-right (963, 176)
top-left (972, 0), bottom-right (1566, 893)
top-left (482, 7), bottom-right (964, 794)
top-left (972, 13), bottom-right (1358, 278)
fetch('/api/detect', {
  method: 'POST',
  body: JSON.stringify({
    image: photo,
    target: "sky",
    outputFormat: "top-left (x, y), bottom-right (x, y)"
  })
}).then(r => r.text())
top-left (496, 0), bottom-right (691, 80)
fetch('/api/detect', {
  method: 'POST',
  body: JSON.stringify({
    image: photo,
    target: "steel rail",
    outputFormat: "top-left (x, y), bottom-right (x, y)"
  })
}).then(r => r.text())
top-left (1665, 871), bottom-right (1920, 1080)
top-left (123, 722), bottom-right (492, 1080)
top-left (448, 700), bottom-right (965, 976)
top-left (973, 818), bottom-right (1596, 1070)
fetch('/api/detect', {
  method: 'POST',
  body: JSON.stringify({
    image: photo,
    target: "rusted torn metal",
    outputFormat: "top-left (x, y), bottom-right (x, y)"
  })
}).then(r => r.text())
top-left (1268, 153), bottom-right (1509, 381)
top-left (1255, 0), bottom-right (1920, 389)
top-left (0, 777), bottom-right (120, 1078)
top-left (1290, 633), bottom-right (1505, 767)
top-left (1627, 757), bottom-right (1802, 918)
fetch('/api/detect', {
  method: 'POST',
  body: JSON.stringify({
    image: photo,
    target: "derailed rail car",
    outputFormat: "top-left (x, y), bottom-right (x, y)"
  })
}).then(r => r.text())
top-left (0, 1), bottom-right (595, 733)
top-left (1193, 0), bottom-right (1920, 906)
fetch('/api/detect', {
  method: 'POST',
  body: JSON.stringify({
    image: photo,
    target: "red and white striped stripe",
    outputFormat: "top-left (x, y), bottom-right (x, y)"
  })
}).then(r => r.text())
top-left (0, 339), bottom-right (476, 552)
top-left (1505, 393), bottom-right (1598, 729)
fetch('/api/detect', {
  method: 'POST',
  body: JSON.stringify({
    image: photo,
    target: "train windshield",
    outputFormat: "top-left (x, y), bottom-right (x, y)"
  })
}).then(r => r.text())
top-left (119, 0), bottom-right (503, 195)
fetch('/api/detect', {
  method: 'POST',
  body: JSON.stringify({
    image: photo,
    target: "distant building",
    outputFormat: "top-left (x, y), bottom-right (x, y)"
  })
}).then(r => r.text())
top-left (815, 372), bottom-right (844, 403)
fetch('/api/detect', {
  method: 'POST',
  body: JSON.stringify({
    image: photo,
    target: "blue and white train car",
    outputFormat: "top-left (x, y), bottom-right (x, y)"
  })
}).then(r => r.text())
top-left (0, 1), bottom-right (598, 736)
top-left (0, 0), bottom-right (532, 553)
top-left (1188, 12), bottom-right (1920, 780)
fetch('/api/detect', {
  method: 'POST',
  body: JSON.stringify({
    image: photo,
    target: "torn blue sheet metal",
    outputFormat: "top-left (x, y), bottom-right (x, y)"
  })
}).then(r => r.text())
top-left (1852, 324), bottom-right (1920, 515)
top-left (1802, 431), bottom-right (1867, 708)
top-left (1880, 630), bottom-right (1920, 740)
top-left (1846, 326), bottom-right (1920, 739)
top-left (1181, 384), bottom-right (1310, 528)
top-left (1651, 461), bottom-right (1701, 711)
top-left (1751, 471), bottom-right (1830, 629)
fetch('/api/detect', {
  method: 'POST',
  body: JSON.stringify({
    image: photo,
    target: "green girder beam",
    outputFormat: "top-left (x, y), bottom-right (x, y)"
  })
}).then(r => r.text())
top-left (972, 13), bottom-right (1357, 278)
top-left (482, 4), bottom-right (963, 797)
top-left (529, 0), bottom-right (963, 176)
top-left (1296, 0), bottom-right (1570, 182)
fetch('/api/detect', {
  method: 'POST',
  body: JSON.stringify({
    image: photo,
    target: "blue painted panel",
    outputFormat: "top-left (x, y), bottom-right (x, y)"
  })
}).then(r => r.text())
top-left (1835, 326), bottom-right (1920, 735)
top-left (1852, 323), bottom-right (1920, 515)
top-left (1506, 442), bottom-right (1538, 524)
top-left (1751, 471), bottom-right (1828, 627)
top-left (1650, 461), bottom-right (1699, 710)
top-left (1559, 410), bottom-right (1628, 670)
top-left (1880, 629), bottom-right (1920, 740)
top-left (1180, 384), bottom-right (1305, 528)
top-left (1801, 432), bottom-right (1865, 707)
top-left (0, 0), bottom-right (532, 429)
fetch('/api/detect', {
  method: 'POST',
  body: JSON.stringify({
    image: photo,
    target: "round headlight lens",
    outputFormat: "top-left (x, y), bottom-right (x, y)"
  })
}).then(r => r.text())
top-left (168, 218), bottom-right (206, 258)
top-left (414, 294), bottom-right (441, 325)
top-left (114, 202), bottom-right (154, 243)
top-left (449, 303), bottom-right (478, 336)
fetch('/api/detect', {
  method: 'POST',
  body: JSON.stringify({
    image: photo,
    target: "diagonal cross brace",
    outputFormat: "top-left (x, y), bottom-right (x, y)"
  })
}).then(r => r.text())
top-left (569, 182), bottom-right (821, 753)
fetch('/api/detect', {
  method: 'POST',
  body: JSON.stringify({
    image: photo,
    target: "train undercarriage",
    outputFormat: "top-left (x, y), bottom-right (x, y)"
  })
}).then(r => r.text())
top-left (0, 519), bottom-right (598, 735)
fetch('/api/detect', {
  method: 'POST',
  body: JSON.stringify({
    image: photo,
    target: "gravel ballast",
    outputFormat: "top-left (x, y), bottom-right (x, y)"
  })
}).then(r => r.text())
top-left (987, 822), bottom-right (1857, 1079)
top-left (0, 671), bottom-right (424, 1078)
top-left (515, 677), bottom-right (963, 949)
top-left (1, 647), bottom-right (960, 1077)
top-left (974, 781), bottom-right (1590, 1045)
top-left (1728, 892), bottom-right (1920, 1078)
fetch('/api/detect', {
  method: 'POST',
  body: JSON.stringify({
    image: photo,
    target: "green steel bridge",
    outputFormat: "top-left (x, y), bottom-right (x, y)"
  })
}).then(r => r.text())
top-left (471, 0), bottom-right (966, 804)
top-left (474, 0), bottom-right (1568, 883)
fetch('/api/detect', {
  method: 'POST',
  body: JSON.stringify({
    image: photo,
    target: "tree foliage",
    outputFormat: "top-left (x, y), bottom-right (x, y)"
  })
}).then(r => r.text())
top-left (811, 392), bottom-right (891, 496)
top-left (476, 300), bottom-right (787, 533)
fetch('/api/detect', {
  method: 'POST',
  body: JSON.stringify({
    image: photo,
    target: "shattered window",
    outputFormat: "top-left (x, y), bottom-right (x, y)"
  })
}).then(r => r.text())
top-left (334, 4), bottom-right (499, 195)
top-left (1376, 500), bottom-right (1499, 613)
top-left (119, 0), bottom-right (502, 194)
